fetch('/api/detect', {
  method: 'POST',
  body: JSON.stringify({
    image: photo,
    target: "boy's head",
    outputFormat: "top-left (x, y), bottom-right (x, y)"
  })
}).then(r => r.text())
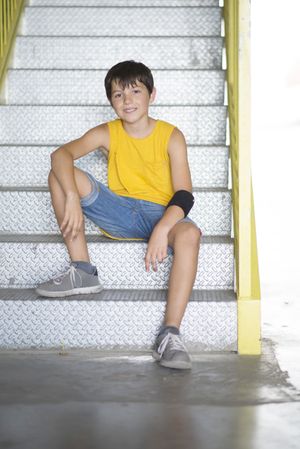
top-left (104, 60), bottom-right (155, 105)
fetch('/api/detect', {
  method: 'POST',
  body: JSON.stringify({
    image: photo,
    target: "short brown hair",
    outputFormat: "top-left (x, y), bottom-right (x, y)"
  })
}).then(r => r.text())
top-left (104, 60), bottom-right (154, 103)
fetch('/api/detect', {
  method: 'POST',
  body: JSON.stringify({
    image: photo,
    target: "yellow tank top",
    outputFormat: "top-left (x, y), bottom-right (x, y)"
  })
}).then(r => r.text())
top-left (107, 118), bottom-right (176, 206)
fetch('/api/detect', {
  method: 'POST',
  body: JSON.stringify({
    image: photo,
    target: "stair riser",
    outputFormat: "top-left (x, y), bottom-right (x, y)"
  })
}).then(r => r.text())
top-left (8, 70), bottom-right (225, 105)
top-left (23, 7), bottom-right (221, 37)
top-left (0, 241), bottom-right (234, 289)
top-left (0, 146), bottom-right (229, 188)
top-left (0, 190), bottom-right (231, 236)
top-left (0, 106), bottom-right (227, 145)
top-left (0, 300), bottom-right (236, 351)
top-left (14, 37), bottom-right (223, 70)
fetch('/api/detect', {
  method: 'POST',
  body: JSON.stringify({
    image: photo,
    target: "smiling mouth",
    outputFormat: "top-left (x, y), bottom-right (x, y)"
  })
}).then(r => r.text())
top-left (124, 108), bottom-right (137, 113)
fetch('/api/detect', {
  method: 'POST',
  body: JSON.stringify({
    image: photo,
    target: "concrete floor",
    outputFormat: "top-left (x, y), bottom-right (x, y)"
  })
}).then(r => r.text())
top-left (0, 296), bottom-right (300, 449)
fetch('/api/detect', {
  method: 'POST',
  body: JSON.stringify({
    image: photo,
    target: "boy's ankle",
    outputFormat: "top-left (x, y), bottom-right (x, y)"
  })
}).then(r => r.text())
top-left (158, 324), bottom-right (180, 336)
top-left (71, 260), bottom-right (98, 275)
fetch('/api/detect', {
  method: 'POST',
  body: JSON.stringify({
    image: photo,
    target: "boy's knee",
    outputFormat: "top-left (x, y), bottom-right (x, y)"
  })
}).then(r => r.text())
top-left (176, 224), bottom-right (201, 244)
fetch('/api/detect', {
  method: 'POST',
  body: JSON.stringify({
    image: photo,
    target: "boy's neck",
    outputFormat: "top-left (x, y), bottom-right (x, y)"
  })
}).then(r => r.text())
top-left (121, 115), bottom-right (157, 139)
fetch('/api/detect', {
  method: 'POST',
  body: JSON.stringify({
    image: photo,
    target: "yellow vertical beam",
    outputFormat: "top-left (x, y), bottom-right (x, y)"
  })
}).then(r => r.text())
top-left (238, 0), bottom-right (251, 299)
top-left (224, 0), bottom-right (261, 355)
top-left (237, 0), bottom-right (261, 355)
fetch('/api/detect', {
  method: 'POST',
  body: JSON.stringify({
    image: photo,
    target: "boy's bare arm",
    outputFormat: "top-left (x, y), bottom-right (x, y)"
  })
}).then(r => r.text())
top-left (157, 127), bottom-right (193, 233)
top-left (50, 123), bottom-right (109, 240)
top-left (51, 123), bottom-right (109, 196)
top-left (144, 127), bottom-right (193, 272)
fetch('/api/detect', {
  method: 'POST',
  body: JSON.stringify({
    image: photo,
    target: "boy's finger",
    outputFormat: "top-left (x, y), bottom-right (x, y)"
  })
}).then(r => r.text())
top-left (64, 223), bottom-right (73, 237)
top-left (60, 221), bottom-right (67, 231)
top-left (144, 254), bottom-right (150, 272)
top-left (151, 257), bottom-right (157, 271)
top-left (60, 216), bottom-right (70, 231)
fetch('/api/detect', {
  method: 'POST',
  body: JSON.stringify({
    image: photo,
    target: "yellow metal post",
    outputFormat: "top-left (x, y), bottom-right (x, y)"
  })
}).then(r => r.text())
top-left (224, 0), bottom-right (261, 354)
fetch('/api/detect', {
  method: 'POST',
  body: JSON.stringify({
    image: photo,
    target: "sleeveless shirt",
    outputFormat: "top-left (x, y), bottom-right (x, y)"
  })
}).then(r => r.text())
top-left (107, 118), bottom-right (176, 206)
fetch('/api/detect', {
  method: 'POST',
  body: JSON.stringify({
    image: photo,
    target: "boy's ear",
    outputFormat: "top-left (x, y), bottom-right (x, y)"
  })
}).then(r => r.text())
top-left (149, 86), bottom-right (156, 104)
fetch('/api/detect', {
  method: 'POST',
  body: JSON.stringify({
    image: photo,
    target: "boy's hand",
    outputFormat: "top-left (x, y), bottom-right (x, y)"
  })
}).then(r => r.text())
top-left (60, 193), bottom-right (83, 241)
top-left (144, 225), bottom-right (169, 272)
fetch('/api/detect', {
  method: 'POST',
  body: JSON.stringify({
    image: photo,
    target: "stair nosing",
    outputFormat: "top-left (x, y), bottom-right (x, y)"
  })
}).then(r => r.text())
top-left (0, 233), bottom-right (233, 244)
top-left (0, 287), bottom-right (236, 302)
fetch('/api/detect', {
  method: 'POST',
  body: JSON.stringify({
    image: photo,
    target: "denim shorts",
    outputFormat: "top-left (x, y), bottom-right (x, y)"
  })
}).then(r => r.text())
top-left (80, 171), bottom-right (201, 241)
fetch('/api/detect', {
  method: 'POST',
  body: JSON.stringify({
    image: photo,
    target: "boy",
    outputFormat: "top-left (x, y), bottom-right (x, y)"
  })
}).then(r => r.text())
top-left (36, 60), bottom-right (202, 370)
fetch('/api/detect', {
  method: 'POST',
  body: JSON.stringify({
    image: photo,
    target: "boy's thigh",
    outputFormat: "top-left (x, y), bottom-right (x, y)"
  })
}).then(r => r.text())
top-left (73, 166), bottom-right (94, 198)
top-left (79, 171), bottom-right (148, 240)
top-left (79, 171), bottom-right (202, 242)
top-left (138, 200), bottom-right (202, 240)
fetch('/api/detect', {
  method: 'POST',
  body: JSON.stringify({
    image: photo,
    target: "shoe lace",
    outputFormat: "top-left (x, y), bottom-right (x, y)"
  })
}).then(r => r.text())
top-left (157, 333), bottom-right (187, 358)
top-left (53, 265), bottom-right (81, 287)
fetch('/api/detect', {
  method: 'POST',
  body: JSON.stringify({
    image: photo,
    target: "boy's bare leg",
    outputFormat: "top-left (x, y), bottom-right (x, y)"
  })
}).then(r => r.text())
top-left (48, 168), bottom-right (92, 262)
top-left (164, 223), bottom-right (201, 328)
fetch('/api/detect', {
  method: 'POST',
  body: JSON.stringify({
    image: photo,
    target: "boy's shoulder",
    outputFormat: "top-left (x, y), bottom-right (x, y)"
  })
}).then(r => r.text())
top-left (157, 118), bottom-right (177, 131)
top-left (157, 119), bottom-right (182, 143)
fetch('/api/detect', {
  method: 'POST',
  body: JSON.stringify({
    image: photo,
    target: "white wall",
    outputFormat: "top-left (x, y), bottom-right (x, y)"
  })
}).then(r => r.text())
top-left (251, 0), bottom-right (300, 300)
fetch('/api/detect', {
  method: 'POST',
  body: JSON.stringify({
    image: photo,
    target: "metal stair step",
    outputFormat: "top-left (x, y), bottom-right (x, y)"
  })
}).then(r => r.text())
top-left (7, 69), bottom-right (225, 105)
top-left (0, 234), bottom-right (234, 289)
top-left (0, 188), bottom-right (231, 236)
top-left (13, 36), bottom-right (223, 70)
top-left (22, 6), bottom-right (221, 37)
top-left (0, 288), bottom-right (236, 351)
top-left (0, 106), bottom-right (227, 145)
top-left (0, 145), bottom-right (229, 189)
top-left (30, 0), bottom-right (220, 6)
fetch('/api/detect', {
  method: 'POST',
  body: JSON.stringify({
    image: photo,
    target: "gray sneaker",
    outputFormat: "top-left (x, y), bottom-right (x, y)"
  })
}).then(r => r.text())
top-left (152, 330), bottom-right (192, 370)
top-left (36, 265), bottom-right (104, 298)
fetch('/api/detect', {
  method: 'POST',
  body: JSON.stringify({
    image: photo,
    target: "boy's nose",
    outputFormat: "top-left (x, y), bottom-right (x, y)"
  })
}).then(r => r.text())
top-left (124, 96), bottom-right (132, 103)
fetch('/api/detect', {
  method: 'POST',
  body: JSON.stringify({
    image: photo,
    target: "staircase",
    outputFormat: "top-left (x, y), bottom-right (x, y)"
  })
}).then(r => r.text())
top-left (0, 0), bottom-right (237, 351)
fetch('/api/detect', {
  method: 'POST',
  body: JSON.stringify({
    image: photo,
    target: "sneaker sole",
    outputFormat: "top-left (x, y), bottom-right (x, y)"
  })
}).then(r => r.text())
top-left (152, 350), bottom-right (161, 361)
top-left (152, 350), bottom-right (192, 370)
top-left (35, 284), bottom-right (104, 298)
top-left (159, 359), bottom-right (192, 370)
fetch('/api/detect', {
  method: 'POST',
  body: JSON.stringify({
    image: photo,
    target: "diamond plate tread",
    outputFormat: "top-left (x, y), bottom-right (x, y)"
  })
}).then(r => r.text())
top-left (7, 69), bottom-right (225, 105)
top-left (0, 288), bottom-right (236, 302)
top-left (23, 6), bottom-right (221, 37)
top-left (0, 297), bottom-right (237, 351)
top-left (0, 106), bottom-right (227, 145)
top-left (0, 234), bottom-right (230, 243)
top-left (13, 36), bottom-right (223, 70)
top-left (31, 1), bottom-right (220, 6)
top-left (0, 189), bottom-right (231, 236)
top-left (0, 235), bottom-right (234, 289)
top-left (0, 145), bottom-right (229, 189)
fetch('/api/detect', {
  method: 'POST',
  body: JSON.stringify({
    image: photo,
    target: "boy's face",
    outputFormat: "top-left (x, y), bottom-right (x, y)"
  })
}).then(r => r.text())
top-left (110, 79), bottom-right (156, 122)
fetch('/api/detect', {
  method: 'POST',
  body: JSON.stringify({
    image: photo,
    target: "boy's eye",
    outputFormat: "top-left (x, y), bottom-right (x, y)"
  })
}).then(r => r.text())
top-left (113, 89), bottom-right (140, 99)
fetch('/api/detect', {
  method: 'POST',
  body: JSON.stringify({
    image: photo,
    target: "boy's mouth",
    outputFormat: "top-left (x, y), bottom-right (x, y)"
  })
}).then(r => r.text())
top-left (124, 108), bottom-right (137, 113)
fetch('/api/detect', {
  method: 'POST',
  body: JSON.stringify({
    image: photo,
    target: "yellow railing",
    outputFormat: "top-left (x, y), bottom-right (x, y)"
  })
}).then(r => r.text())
top-left (224, 0), bottom-right (261, 354)
top-left (0, 0), bottom-right (25, 101)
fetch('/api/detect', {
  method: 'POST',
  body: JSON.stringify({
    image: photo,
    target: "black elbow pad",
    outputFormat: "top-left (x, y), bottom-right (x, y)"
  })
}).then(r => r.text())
top-left (166, 190), bottom-right (195, 218)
